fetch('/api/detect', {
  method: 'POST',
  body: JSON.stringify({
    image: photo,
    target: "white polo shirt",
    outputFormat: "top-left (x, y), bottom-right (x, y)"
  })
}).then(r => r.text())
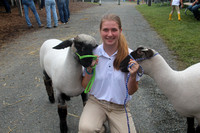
top-left (86, 44), bottom-right (140, 105)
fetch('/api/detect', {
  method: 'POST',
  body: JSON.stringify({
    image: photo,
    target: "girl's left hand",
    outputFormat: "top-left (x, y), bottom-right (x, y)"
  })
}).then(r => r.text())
top-left (128, 59), bottom-right (139, 77)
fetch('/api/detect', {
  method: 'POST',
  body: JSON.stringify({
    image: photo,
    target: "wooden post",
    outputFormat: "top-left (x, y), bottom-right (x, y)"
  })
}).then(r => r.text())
top-left (38, 0), bottom-right (41, 9)
top-left (15, 0), bottom-right (23, 17)
top-left (11, 0), bottom-right (14, 6)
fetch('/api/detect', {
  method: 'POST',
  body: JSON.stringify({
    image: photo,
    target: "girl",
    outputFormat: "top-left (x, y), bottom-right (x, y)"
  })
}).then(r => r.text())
top-left (169, 0), bottom-right (183, 21)
top-left (78, 14), bottom-right (140, 133)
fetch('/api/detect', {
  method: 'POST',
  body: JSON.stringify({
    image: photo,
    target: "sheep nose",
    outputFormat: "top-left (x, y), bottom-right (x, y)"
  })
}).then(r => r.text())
top-left (80, 59), bottom-right (92, 68)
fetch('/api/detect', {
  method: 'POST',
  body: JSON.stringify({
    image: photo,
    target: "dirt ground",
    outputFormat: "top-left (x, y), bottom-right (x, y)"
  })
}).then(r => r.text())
top-left (0, 1), bottom-right (97, 48)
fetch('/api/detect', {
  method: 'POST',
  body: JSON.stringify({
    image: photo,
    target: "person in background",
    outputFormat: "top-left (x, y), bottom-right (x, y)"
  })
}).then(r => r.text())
top-left (2, 0), bottom-right (11, 13)
top-left (188, 0), bottom-right (200, 20)
top-left (39, 0), bottom-right (45, 10)
top-left (137, 0), bottom-right (140, 5)
top-left (22, 0), bottom-right (44, 28)
top-left (45, 0), bottom-right (58, 28)
top-left (66, 0), bottom-right (70, 20)
top-left (168, 0), bottom-right (183, 21)
top-left (78, 14), bottom-right (140, 133)
top-left (57, 0), bottom-right (69, 24)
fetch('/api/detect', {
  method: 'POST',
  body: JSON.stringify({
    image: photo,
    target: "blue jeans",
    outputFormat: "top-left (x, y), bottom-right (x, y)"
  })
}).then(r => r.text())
top-left (66, 0), bottom-right (70, 19)
top-left (22, 0), bottom-right (42, 27)
top-left (45, 0), bottom-right (58, 27)
top-left (188, 4), bottom-right (200, 18)
top-left (57, 0), bottom-right (69, 23)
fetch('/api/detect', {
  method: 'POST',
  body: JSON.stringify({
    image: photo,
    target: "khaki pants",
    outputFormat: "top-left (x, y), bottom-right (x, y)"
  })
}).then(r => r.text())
top-left (78, 95), bottom-right (137, 133)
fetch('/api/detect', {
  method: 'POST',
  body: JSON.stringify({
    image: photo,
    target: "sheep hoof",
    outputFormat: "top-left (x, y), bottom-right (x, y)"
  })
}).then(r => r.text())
top-left (60, 122), bottom-right (68, 133)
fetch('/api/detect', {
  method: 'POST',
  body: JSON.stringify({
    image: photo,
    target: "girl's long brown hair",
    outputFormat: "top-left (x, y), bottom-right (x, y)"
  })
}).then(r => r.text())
top-left (100, 14), bottom-right (129, 70)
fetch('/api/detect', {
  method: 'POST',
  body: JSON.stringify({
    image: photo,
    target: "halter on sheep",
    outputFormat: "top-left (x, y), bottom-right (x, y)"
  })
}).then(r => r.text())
top-left (120, 47), bottom-right (200, 133)
top-left (40, 34), bottom-right (98, 133)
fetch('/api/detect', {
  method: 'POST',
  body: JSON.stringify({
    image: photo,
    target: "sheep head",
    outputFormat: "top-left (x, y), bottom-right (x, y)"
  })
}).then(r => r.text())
top-left (73, 34), bottom-right (98, 67)
top-left (119, 46), bottom-right (154, 72)
top-left (53, 34), bottom-right (98, 68)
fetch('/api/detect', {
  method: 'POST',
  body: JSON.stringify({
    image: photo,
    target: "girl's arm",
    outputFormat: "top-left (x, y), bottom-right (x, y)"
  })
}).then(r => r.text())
top-left (192, 0), bottom-right (198, 6)
top-left (180, 0), bottom-right (183, 8)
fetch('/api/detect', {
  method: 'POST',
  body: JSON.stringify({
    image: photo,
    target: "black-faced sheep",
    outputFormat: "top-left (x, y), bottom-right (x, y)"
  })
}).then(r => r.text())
top-left (40, 34), bottom-right (98, 133)
top-left (120, 47), bottom-right (200, 133)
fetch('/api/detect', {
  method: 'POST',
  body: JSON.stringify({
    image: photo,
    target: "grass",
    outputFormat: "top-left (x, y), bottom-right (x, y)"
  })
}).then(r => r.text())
top-left (135, 3), bottom-right (200, 68)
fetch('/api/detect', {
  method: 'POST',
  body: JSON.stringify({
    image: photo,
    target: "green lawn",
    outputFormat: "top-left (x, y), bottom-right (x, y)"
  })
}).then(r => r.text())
top-left (135, 3), bottom-right (200, 68)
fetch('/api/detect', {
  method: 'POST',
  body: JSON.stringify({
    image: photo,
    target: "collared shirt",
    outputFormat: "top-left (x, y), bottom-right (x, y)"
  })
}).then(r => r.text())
top-left (85, 44), bottom-right (140, 105)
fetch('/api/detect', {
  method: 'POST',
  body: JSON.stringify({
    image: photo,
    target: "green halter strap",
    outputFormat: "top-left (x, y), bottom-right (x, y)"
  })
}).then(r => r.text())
top-left (76, 53), bottom-right (97, 60)
top-left (76, 53), bottom-right (97, 93)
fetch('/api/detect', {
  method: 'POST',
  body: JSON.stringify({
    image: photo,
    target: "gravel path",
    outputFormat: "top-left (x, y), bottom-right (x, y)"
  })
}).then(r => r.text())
top-left (0, 1), bottom-right (187, 133)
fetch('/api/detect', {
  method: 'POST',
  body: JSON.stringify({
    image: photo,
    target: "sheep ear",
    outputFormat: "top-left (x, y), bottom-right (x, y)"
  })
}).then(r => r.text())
top-left (136, 47), bottom-right (144, 55)
top-left (53, 39), bottom-right (74, 49)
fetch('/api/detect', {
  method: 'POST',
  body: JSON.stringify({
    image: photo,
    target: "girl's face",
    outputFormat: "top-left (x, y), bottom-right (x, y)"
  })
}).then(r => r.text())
top-left (100, 20), bottom-right (122, 47)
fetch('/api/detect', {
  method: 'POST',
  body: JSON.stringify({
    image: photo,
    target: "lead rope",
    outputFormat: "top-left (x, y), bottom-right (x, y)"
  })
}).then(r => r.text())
top-left (84, 64), bottom-right (96, 93)
top-left (125, 72), bottom-right (131, 133)
top-left (124, 54), bottom-right (144, 133)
